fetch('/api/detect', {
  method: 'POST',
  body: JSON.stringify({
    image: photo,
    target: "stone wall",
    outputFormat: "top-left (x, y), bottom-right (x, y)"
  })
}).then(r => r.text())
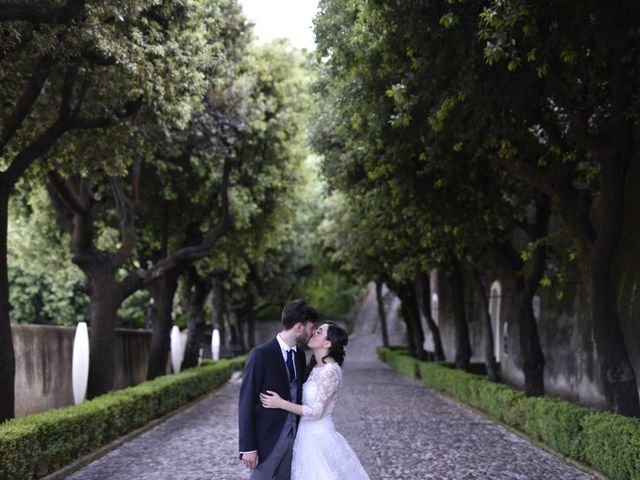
top-left (13, 325), bottom-right (75, 416)
top-left (113, 328), bottom-right (152, 390)
top-left (428, 208), bottom-right (640, 410)
top-left (12, 325), bottom-right (151, 416)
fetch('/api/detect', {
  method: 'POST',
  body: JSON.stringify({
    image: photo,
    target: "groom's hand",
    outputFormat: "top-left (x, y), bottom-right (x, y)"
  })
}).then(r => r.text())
top-left (242, 451), bottom-right (259, 469)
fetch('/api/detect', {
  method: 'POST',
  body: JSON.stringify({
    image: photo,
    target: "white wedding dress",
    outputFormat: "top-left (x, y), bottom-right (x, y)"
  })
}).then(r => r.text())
top-left (291, 362), bottom-right (370, 480)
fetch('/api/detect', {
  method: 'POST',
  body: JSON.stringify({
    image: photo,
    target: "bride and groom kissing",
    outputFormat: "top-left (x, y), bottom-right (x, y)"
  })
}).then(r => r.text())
top-left (238, 300), bottom-right (370, 480)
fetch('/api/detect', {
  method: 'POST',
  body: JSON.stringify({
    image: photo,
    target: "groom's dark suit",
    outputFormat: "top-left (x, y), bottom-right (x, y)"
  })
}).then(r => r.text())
top-left (239, 337), bottom-right (306, 463)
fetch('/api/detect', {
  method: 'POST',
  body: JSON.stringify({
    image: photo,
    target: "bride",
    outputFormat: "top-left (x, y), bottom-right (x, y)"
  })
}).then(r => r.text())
top-left (260, 321), bottom-right (370, 480)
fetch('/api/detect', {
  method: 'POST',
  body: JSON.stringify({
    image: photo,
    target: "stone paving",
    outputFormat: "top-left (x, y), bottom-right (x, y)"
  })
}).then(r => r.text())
top-left (67, 290), bottom-right (597, 479)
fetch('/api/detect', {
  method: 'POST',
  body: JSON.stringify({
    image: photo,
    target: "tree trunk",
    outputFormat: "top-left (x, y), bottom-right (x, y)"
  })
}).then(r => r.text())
top-left (493, 243), bottom-right (546, 395)
top-left (416, 272), bottom-right (445, 361)
top-left (375, 281), bottom-right (390, 348)
top-left (586, 149), bottom-right (640, 416)
top-left (490, 194), bottom-right (549, 395)
top-left (515, 290), bottom-right (545, 395)
top-left (246, 309), bottom-right (256, 350)
top-left (450, 261), bottom-right (472, 370)
top-left (518, 198), bottom-right (550, 396)
top-left (233, 310), bottom-right (246, 354)
top-left (181, 269), bottom-right (210, 370)
top-left (147, 270), bottom-right (180, 379)
top-left (589, 259), bottom-right (640, 416)
top-left (398, 284), bottom-right (427, 360)
top-left (86, 272), bottom-right (121, 399)
top-left (399, 301), bottom-right (418, 358)
top-left (0, 191), bottom-right (15, 421)
top-left (211, 274), bottom-right (226, 345)
top-left (228, 322), bottom-right (239, 351)
top-left (471, 269), bottom-right (499, 382)
top-left (182, 310), bottom-right (206, 370)
top-left (499, 103), bottom-right (639, 411)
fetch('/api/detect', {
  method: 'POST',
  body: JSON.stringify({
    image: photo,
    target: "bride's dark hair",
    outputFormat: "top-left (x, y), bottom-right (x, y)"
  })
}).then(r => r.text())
top-left (304, 321), bottom-right (348, 380)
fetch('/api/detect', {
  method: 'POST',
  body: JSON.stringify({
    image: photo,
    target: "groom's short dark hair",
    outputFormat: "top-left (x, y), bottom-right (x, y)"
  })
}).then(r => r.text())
top-left (282, 300), bottom-right (319, 329)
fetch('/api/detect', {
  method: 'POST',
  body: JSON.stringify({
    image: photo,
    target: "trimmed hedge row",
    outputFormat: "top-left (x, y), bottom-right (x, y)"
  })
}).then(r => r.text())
top-left (0, 357), bottom-right (245, 480)
top-left (378, 347), bottom-right (640, 480)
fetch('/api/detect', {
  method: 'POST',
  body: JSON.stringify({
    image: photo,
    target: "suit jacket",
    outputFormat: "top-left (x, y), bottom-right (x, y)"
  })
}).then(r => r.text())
top-left (238, 337), bottom-right (306, 461)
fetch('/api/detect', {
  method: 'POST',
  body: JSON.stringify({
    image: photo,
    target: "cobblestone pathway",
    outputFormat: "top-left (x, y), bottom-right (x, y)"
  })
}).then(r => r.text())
top-left (67, 290), bottom-right (597, 480)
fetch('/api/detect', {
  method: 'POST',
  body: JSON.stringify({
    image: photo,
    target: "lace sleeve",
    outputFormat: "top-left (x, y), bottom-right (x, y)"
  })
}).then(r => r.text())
top-left (301, 366), bottom-right (340, 420)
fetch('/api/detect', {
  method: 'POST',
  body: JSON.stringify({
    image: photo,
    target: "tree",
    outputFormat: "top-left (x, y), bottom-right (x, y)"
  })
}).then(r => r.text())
top-left (180, 42), bottom-right (319, 356)
top-left (476, 0), bottom-right (640, 414)
top-left (46, 128), bottom-right (235, 394)
top-left (375, 281), bottom-right (390, 348)
top-left (0, 0), bottom-right (217, 419)
top-left (416, 273), bottom-right (444, 362)
top-left (180, 265), bottom-right (211, 369)
top-left (313, 0), bottom-right (509, 365)
top-left (313, 0), bottom-right (556, 386)
top-left (357, 0), bottom-right (552, 392)
top-left (317, 190), bottom-right (429, 359)
top-left (41, 0), bottom-right (245, 396)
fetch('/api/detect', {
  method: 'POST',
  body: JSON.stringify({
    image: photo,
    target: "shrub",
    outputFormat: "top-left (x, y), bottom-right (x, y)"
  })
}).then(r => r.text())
top-left (0, 357), bottom-right (243, 480)
top-left (522, 396), bottom-right (592, 458)
top-left (580, 412), bottom-right (640, 480)
top-left (376, 346), bottom-right (389, 363)
top-left (228, 354), bottom-right (248, 371)
top-left (387, 352), bottom-right (420, 379)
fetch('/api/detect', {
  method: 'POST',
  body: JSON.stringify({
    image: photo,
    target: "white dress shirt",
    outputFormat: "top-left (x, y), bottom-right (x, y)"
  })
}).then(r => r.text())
top-left (276, 334), bottom-right (297, 379)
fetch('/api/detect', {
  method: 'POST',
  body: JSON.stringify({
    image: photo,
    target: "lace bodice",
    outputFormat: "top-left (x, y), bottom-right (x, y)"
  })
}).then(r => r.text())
top-left (300, 362), bottom-right (342, 420)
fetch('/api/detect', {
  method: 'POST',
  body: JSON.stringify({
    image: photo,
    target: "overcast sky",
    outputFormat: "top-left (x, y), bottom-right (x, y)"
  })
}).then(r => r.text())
top-left (239, 0), bottom-right (319, 50)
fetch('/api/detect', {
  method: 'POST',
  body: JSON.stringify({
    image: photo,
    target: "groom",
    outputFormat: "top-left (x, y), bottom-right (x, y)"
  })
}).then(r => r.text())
top-left (238, 299), bottom-right (318, 479)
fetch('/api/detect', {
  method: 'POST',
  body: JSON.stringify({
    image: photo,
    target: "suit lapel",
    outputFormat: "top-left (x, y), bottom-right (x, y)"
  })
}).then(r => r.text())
top-left (295, 349), bottom-right (306, 403)
top-left (296, 349), bottom-right (306, 379)
top-left (270, 337), bottom-right (289, 385)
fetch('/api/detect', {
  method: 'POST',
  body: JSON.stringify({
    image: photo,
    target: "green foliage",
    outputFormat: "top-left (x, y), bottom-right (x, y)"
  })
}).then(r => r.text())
top-left (293, 268), bottom-right (363, 324)
top-left (312, 0), bottom-right (530, 288)
top-left (290, 158), bottom-right (365, 322)
top-left (523, 396), bottom-right (592, 458)
top-left (118, 289), bottom-right (152, 329)
top-left (580, 413), bottom-right (640, 480)
top-left (203, 57), bottom-right (362, 327)
top-left (0, 358), bottom-right (243, 479)
top-left (312, 0), bottom-right (640, 319)
top-left (197, 43), bottom-right (325, 323)
top-left (8, 266), bottom-right (88, 325)
top-left (385, 350), bottom-right (421, 379)
top-left (3, 0), bottom-right (251, 330)
top-left (202, 354), bottom-right (246, 371)
top-left (2, 0), bottom-right (231, 178)
top-left (5, 27), bottom-right (344, 338)
top-left (376, 346), bottom-right (388, 363)
top-left (379, 348), bottom-right (640, 480)
top-left (8, 186), bottom-right (88, 325)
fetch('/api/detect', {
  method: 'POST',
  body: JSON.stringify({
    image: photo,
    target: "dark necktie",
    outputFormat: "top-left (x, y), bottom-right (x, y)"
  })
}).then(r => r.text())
top-left (286, 349), bottom-right (296, 383)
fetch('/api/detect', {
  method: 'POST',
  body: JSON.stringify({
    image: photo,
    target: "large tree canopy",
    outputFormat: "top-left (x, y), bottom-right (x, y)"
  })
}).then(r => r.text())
top-left (0, 0), bottom-right (245, 418)
top-left (312, 0), bottom-right (640, 415)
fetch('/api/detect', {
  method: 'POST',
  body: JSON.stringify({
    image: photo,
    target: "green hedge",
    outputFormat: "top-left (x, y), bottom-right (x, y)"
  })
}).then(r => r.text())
top-left (0, 357), bottom-right (244, 480)
top-left (201, 354), bottom-right (247, 371)
top-left (228, 354), bottom-right (248, 371)
top-left (378, 347), bottom-right (640, 480)
top-left (376, 346), bottom-right (408, 364)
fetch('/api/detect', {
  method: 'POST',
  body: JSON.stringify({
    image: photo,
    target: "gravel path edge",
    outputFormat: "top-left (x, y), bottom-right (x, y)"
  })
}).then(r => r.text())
top-left (418, 381), bottom-right (609, 480)
top-left (41, 379), bottom-right (235, 480)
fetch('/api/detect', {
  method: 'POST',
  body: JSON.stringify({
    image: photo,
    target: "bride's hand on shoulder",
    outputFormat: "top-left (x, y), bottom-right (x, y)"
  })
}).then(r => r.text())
top-left (259, 390), bottom-right (283, 409)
